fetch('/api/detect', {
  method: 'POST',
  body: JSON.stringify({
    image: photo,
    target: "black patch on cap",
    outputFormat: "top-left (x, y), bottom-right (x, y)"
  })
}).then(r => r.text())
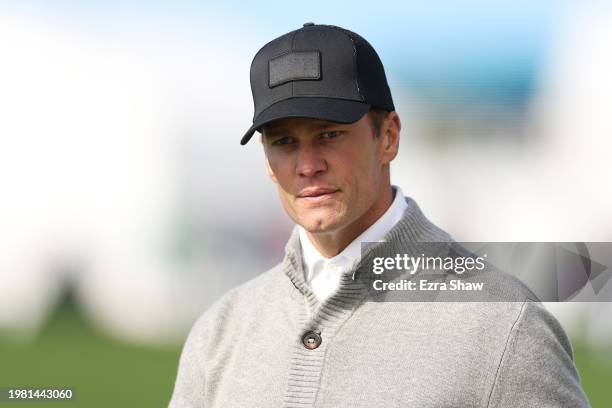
top-left (268, 51), bottom-right (321, 88)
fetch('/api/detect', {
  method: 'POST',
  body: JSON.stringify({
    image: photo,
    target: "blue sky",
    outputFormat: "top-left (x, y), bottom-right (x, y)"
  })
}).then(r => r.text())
top-left (4, 0), bottom-right (572, 103)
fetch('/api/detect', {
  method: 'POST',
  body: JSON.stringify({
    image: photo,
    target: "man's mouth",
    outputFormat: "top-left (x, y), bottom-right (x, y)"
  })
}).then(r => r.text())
top-left (297, 187), bottom-right (340, 201)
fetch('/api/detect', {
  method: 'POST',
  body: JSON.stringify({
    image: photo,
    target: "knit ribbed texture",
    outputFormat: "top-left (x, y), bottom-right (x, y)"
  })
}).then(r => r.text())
top-left (280, 197), bottom-right (451, 407)
top-left (168, 197), bottom-right (590, 408)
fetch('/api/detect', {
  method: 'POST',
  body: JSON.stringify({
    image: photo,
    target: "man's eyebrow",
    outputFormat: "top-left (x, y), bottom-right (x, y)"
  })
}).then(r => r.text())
top-left (262, 127), bottom-right (291, 140)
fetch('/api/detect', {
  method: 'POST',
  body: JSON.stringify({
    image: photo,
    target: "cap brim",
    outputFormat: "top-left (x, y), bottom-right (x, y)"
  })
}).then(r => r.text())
top-left (240, 97), bottom-right (370, 145)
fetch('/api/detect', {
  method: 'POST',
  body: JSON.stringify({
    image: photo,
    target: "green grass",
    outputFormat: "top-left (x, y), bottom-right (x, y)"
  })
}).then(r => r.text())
top-left (0, 294), bottom-right (181, 407)
top-left (1, 294), bottom-right (611, 407)
top-left (573, 344), bottom-right (612, 407)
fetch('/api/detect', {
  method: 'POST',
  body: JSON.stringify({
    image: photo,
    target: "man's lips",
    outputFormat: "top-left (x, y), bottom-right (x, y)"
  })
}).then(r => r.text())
top-left (297, 187), bottom-right (340, 199)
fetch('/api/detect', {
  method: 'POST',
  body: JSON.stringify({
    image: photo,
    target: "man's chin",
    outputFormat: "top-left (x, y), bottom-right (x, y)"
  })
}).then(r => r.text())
top-left (297, 214), bottom-right (344, 234)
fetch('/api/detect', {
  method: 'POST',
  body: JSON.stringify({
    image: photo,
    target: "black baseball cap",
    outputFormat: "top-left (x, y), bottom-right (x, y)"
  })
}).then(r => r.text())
top-left (240, 23), bottom-right (395, 145)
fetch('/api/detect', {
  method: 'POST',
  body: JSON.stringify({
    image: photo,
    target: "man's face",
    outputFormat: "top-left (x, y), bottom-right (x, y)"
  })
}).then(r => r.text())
top-left (262, 112), bottom-right (398, 235)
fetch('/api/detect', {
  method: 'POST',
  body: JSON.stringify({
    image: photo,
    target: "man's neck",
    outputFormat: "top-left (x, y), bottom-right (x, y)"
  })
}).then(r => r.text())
top-left (305, 186), bottom-right (394, 258)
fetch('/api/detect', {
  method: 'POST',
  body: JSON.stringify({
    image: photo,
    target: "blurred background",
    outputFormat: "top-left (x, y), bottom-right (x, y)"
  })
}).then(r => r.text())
top-left (1, 0), bottom-right (611, 406)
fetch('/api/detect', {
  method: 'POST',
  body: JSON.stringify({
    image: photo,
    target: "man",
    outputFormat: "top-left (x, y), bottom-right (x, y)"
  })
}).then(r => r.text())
top-left (169, 23), bottom-right (590, 407)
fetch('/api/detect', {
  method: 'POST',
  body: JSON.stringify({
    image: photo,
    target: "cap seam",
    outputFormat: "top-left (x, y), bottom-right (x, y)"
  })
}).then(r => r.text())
top-left (290, 29), bottom-right (299, 99)
top-left (324, 25), bottom-right (364, 102)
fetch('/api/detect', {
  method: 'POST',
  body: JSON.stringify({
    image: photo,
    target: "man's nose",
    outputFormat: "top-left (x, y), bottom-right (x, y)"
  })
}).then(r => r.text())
top-left (295, 144), bottom-right (326, 177)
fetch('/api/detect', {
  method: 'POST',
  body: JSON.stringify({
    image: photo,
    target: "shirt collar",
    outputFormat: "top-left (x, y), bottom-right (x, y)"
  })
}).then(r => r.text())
top-left (298, 185), bottom-right (408, 281)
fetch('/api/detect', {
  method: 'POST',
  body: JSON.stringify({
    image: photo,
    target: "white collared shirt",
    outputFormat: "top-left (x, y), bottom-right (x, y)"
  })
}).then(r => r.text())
top-left (298, 185), bottom-right (408, 302)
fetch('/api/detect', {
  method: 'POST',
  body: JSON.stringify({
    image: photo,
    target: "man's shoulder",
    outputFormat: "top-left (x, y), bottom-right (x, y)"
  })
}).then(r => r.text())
top-left (485, 298), bottom-right (589, 406)
top-left (226, 260), bottom-right (288, 298)
top-left (185, 261), bottom-right (290, 338)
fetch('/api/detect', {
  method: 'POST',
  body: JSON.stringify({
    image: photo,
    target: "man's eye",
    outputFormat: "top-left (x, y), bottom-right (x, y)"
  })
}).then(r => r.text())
top-left (272, 136), bottom-right (295, 145)
top-left (321, 130), bottom-right (341, 139)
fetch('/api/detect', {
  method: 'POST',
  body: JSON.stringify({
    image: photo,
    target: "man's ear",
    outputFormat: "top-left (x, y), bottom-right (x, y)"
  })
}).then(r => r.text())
top-left (380, 111), bottom-right (401, 165)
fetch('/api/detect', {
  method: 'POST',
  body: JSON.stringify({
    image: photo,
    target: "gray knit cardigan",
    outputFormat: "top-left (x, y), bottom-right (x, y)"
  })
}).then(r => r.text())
top-left (169, 197), bottom-right (590, 407)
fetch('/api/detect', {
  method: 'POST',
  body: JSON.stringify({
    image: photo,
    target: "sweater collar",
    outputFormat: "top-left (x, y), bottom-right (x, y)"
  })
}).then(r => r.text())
top-left (283, 195), bottom-right (452, 301)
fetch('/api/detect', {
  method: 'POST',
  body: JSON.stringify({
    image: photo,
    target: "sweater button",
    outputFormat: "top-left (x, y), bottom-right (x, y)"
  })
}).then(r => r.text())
top-left (302, 331), bottom-right (322, 350)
